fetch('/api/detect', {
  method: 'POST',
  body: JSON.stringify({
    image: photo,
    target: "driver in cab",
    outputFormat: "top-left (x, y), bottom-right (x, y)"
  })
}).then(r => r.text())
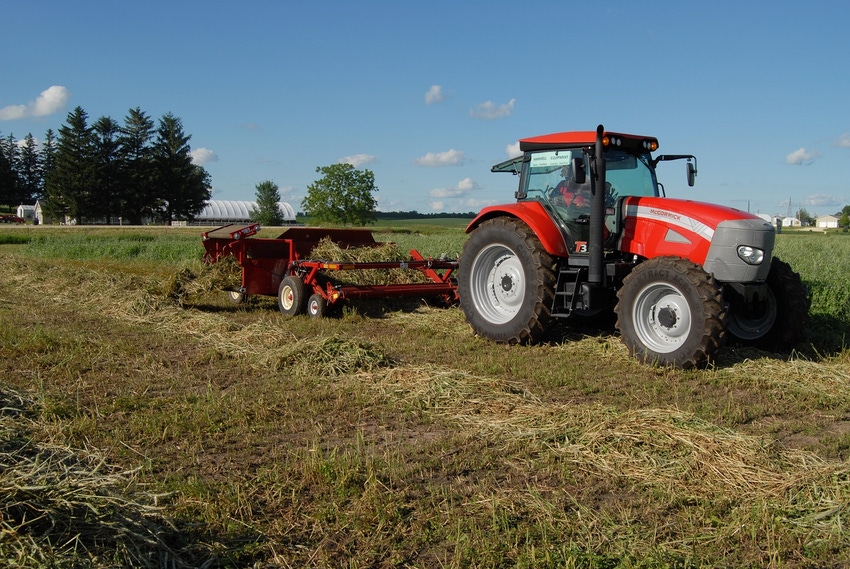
top-left (552, 164), bottom-right (590, 211)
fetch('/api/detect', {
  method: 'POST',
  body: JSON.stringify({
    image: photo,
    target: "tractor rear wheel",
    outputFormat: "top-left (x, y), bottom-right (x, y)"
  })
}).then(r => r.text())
top-left (726, 257), bottom-right (809, 350)
top-left (616, 256), bottom-right (726, 368)
top-left (278, 275), bottom-right (306, 316)
top-left (457, 217), bottom-right (556, 344)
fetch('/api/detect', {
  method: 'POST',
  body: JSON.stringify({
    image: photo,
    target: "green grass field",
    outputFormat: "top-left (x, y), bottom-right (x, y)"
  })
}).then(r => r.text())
top-left (1, 224), bottom-right (849, 567)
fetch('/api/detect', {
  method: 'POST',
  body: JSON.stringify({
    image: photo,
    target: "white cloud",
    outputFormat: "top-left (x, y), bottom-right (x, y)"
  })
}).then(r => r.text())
top-left (414, 148), bottom-right (464, 167)
top-left (0, 86), bottom-right (71, 120)
top-left (506, 141), bottom-right (521, 157)
top-left (428, 177), bottom-right (479, 198)
top-left (339, 153), bottom-right (377, 167)
top-left (833, 133), bottom-right (850, 148)
top-left (428, 196), bottom-right (496, 213)
top-left (470, 98), bottom-right (516, 120)
top-left (800, 193), bottom-right (844, 208)
top-left (191, 148), bottom-right (219, 165)
top-left (425, 85), bottom-right (444, 105)
top-left (785, 147), bottom-right (821, 165)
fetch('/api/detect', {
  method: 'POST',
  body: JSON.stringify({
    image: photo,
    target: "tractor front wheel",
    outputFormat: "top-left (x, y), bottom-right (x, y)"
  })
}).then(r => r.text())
top-left (726, 257), bottom-right (809, 350)
top-left (457, 217), bottom-right (556, 344)
top-left (615, 256), bottom-right (726, 368)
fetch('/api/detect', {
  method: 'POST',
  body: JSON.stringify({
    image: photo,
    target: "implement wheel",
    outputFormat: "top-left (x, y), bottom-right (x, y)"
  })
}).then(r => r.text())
top-left (457, 217), bottom-right (556, 344)
top-left (227, 290), bottom-right (246, 305)
top-left (615, 256), bottom-right (726, 368)
top-left (278, 275), bottom-right (306, 316)
top-left (307, 294), bottom-right (327, 318)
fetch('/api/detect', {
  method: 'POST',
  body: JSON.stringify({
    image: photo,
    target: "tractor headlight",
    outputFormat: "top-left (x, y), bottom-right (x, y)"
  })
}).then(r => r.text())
top-left (737, 245), bottom-right (764, 265)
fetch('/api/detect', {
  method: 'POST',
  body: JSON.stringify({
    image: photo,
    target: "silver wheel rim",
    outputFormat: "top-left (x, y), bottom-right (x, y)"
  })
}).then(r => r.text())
top-left (308, 297), bottom-right (321, 316)
top-left (727, 288), bottom-right (777, 340)
top-left (468, 243), bottom-right (525, 325)
top-left (631, 282), bottom-right (692, 354)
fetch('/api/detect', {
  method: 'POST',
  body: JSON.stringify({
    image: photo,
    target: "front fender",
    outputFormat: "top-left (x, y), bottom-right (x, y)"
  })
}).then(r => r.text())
top-left (467, 202), bottom-right (570, 258)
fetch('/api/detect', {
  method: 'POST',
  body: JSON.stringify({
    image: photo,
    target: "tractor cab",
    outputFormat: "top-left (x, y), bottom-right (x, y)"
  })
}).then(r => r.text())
top-left (492, 135), bottom-right (663, 252)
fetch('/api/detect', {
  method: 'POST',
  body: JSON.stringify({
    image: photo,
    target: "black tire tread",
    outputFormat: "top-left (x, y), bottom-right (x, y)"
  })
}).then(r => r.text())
top-left (615, 256), bottom-right (726, 368)
top-left (458, 217), bottom-right (556, 344)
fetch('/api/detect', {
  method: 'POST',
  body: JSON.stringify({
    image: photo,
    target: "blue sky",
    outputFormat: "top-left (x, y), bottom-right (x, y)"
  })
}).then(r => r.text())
top-left (2, 0), bottom-right (849, 218)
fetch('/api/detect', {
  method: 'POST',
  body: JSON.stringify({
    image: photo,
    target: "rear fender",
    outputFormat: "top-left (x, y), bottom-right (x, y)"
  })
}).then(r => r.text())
top-left (467, 202), bottom-right (570, 258)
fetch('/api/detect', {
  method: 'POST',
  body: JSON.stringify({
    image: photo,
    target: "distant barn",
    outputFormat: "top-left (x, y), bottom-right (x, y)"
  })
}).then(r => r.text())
top-left (193, 200), bottom-right (297, 225)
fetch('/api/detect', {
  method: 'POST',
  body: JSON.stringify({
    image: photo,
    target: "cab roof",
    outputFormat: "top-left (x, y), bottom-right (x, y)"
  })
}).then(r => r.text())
top-left (519, 130), bottom-right (659, 152)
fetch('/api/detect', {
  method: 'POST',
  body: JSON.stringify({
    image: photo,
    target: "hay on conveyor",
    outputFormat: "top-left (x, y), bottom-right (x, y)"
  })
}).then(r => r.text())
top-left (307, 237), bottom-right (431, 286)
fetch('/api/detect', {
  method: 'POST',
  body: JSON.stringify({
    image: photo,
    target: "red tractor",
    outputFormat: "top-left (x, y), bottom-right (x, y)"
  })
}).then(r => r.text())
top-left (458, 125), bottom-right (809, 368)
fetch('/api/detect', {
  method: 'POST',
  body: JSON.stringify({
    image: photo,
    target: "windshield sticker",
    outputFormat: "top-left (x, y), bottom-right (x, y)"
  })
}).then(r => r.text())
top-left (529, 151), bottom-right (573, 168)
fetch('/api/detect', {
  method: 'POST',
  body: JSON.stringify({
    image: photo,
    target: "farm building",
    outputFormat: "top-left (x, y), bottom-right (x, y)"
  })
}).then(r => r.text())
top-left (193, 200), bottom-right (297, 225)
top-left (16, 204), bottom-right (35, 222)
top-left (28, 199), bottom-right (297, 226)
top-left (817, 215), bottom-right (839, 229)
top-left (33, 200), bottom-right (58, 225)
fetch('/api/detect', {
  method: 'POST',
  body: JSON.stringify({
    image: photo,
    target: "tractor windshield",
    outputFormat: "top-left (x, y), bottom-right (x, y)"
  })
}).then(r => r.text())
top-left (518, 148), bottom-right (658, 202)
top-left (603, 150), bottom-right (658, 199)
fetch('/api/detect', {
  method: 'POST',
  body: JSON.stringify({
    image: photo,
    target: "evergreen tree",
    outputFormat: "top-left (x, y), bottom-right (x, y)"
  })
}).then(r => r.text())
top-left (302, 163), bottom-right (378, 225)
top-left (18, 133), bottom-right (42, 205)
top-left (45, 106), bottom-right (95, 223)
top-left (0, 132), bottom-right (19, 208)
top-left (118, 107), bottom-right (155, 224)
top-left (250, 180), bottom-right (284, 226)
top-left (91, 116), bottom-right (122, 223)
top-left (40, 129), bottom-right (57, 202)
top-left (152, 113), bottom-right (211, 224)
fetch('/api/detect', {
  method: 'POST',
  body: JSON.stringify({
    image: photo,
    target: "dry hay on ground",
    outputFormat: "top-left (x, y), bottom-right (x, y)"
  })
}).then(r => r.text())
top-left (0, 386), bottom-right (213, 568)
top-left (165, 254), bottom-right (242, 305)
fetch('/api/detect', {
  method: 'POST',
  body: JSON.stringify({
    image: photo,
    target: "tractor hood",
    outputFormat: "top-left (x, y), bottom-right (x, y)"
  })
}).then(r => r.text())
top-left (619, 196), bottom-right (776, 281)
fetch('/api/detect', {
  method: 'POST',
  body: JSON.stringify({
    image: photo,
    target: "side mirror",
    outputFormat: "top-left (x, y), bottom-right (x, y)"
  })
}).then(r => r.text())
top-left (572, 157), bottom-right (586, 184)
top-left (687, 161), bottom-right (697, 187)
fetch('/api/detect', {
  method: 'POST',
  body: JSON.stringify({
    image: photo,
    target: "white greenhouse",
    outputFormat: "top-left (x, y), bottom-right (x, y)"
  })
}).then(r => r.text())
top-left (194, 200), bottom-right (297, 225)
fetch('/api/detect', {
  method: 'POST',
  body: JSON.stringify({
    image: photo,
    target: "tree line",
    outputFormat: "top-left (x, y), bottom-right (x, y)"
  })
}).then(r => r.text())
top-left (0, 106), bottom-right (211, 224)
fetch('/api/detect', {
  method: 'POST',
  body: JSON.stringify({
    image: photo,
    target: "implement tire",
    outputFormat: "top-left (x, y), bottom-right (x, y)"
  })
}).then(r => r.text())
top-left (457, 217), bottom-right (556, 344)
top-left (616, 256), bottom-right (726, 368)
top-left (278, 275), bottom-right (306, 316)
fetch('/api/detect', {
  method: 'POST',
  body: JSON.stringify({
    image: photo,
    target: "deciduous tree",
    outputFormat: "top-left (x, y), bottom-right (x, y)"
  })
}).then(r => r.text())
top-left (302, 163), bottom-right (378, 226)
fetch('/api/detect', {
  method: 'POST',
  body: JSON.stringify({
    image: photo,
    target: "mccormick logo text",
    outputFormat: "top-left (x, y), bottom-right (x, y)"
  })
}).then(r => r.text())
top-left (649, 209), bottom-right (682, 221)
